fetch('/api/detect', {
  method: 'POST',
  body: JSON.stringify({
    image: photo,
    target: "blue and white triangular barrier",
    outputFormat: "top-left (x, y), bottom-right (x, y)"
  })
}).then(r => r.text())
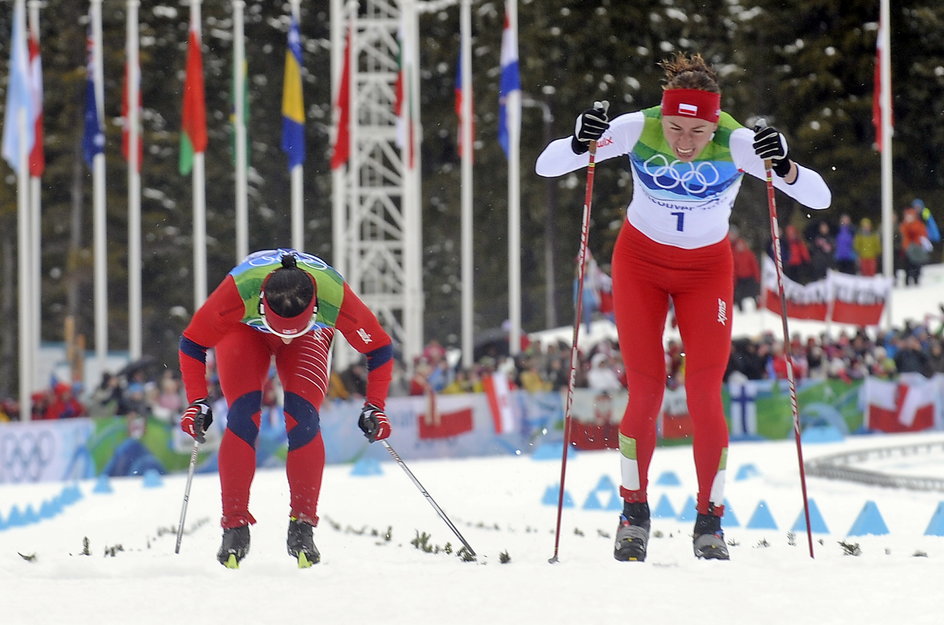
top-left (747, 500), bottom-right (778, 530)
top-left (652, 493), bottom-right (676, 519)
top-left (791, 498), bottom-right (829, 534)
top-left (924, 502), bottom-right (944, 537)
top-left (848, 501), bottom-right (889, 536)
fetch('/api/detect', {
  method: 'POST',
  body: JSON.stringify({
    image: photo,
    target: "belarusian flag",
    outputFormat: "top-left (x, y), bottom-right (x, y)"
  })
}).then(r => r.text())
top-left (179, 12), bottom-right (206, 175)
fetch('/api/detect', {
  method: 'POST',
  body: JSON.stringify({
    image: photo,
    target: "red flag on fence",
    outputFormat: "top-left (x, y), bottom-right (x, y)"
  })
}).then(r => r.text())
top-left (483, 372), bottom-right (514, 434)
top-left (864, 377), bottom-right (936, 433)
top-left (828, 270), bottom-right (892, 326)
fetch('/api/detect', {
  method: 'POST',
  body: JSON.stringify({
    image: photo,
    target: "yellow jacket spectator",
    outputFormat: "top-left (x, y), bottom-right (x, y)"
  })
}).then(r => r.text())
top-left (853, 218), bottom-right (881, 276)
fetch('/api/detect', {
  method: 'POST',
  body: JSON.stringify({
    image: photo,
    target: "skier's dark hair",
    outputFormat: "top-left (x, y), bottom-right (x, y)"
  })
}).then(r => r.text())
top-left (264, 255), bottom-right (316, 317)
top-left (659, 52), bottom-right (720, 93)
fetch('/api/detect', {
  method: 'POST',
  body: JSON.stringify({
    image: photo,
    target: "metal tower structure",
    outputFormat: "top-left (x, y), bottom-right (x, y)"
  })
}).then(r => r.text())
top-left (331, 0), bottom-right (423, 367)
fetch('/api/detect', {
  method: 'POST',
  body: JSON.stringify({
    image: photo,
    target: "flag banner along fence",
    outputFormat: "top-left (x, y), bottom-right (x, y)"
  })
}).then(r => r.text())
top-left (762, 256), bottom-right (893, 326)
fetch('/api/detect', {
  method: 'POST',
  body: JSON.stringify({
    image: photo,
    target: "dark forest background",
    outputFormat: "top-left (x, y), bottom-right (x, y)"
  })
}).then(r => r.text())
top-left (1, 0), bottom-right (943, 391)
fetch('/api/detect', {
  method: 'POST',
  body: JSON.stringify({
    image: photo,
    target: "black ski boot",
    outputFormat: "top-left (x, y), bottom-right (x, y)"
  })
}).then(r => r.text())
top-left (614, 502), bottom-right (651, 562)
top-left (217, 525), bottom-right (250, 568)
top-left (287, 517), bottom-right (320, 568)
top-left (693, 511), bottom-right (730, 560)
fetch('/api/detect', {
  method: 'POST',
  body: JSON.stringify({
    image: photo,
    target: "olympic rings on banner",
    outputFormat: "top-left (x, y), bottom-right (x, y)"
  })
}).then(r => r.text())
top-left (0, 429), bottom-right (56, 483)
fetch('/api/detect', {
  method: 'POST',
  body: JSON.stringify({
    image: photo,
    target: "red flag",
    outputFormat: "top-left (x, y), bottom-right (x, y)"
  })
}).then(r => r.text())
top-left (330, 25), bottom-right (351, 170)
top-left (864, 378), bottom-right (936, 433)
top-left (179, 16), bottom-right (206, 175)
top-left (483, 373), bottom-right (514, 434)
top-left (27, 27), bottom-right (43, 176)
top-left (761, 257), bottom-right (829, 321)
top-left (872, 22), bottom-right (893, 151)
top-left (827, 270), bottom-right (892, 326)
top-left (122, 61), bottom-right (143, 171)
top-left (417, 396), bottom-right (474, 440)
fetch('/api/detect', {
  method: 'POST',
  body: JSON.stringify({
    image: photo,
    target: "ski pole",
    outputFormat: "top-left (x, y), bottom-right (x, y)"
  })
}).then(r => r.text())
top-left (549, 135), bottom-right (599, 564)
top-left (175, 439), bottom-right (201, 554)
top-left (758, 119), bottom-right (814, 558)
top-left (380, 440), bottom-right (476, 556)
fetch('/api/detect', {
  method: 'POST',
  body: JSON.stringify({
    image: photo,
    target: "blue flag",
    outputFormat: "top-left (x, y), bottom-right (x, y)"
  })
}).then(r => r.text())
top-left (82, 22), bottom-right (104, 166)
top-left (1, 0), bottom-right (36, 173)
top-left (497, 6), bottom-right (520, 158)
top-left (281, 15), bottom-right (305, 169)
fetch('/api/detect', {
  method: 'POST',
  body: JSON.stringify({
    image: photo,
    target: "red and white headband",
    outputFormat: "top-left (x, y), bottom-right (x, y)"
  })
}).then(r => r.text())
top-left (661, 88), bottom-right (721, 123)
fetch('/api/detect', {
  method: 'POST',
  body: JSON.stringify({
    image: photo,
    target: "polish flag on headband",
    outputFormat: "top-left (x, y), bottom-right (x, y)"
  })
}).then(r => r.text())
top-left (661, 88), bottom-right (721, 123)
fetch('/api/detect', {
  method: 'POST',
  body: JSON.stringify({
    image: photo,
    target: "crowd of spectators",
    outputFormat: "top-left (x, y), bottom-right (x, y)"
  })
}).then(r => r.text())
top-left (2, 316), bottom-right (943, 425)
top-left (746, 200), bottom-right (940, 288)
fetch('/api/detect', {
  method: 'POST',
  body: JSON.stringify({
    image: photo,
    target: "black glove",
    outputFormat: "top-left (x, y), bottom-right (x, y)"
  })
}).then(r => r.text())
top-left (752, 125), bottom-right (791, 177)
top-left (572, 100), bottom-right (610, 154)
top-left (180, 398), bottom-right (213, 444)
top-left (358, 403), bottom-right (391, 443)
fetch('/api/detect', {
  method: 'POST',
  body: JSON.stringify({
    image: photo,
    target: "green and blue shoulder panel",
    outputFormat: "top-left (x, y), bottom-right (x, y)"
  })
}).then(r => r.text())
top-left (229, 249), bottom-right (346, 332)
top-left (630, 105), bottom-right (744, 202)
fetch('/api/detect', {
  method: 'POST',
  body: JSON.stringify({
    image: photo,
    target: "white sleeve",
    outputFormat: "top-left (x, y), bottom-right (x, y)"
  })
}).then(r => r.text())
top-left (535, 111), bottom-right (644, 177)
top-left (731, 127), bottom-right (832, 210)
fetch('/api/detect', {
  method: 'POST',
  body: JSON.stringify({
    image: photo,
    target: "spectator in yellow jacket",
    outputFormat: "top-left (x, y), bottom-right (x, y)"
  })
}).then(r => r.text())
top-left (853, 217), bottom-right (881, 276)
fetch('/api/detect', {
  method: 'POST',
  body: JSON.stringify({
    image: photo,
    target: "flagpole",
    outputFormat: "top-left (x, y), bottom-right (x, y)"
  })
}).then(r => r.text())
top-left (233, 0), bottom-right (249, 262)
top-left (27, 0), bottom-right (42, 392)
top-left (331, 0), bottom-right (347, 276)
top-left (506, 0), bottom-right (522, 356)
top-left (405, 0), bottom-right (424, 364)
top-left (17, 108), bottom-right (31, 418)
top-left (190, 0), bottom-right (207, 306)
top-left (127, 0), bottom-right (142, 361)
top-left (91, 0), bottom-right (108, 375)
top-left (460, 0), bottom-right (473, 369)
top-left (8, 0), bottom-right (34, 419)
top-left (879, 0), bottom-right (894, 327)
top-left (290, 0), bottom-right (304, 251)
top-left (330, 0), bottom-right (349, 373)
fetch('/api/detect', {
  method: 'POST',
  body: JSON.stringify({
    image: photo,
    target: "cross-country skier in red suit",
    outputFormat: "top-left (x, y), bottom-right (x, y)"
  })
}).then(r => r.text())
top-left (537, 53), bottom-right (831, 561)
top-left (178, 249), bottom-right (393, 568)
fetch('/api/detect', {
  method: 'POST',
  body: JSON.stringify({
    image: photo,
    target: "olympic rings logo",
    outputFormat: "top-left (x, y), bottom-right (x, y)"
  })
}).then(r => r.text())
top-left (0, 429), bottom-right (55, 483)
top-left (246, 249), bottom-right (329, 271)
top-left (642, 154), bottom-right (721, 194)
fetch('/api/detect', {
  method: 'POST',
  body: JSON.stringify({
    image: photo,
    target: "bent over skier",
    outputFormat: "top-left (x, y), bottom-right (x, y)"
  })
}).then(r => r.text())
top-left (178, 249), bottom-right (393, 567)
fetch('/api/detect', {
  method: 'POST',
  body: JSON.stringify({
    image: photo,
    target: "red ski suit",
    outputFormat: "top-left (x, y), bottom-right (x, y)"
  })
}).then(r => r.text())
top-left (179, 257), bottom-right (392, 529)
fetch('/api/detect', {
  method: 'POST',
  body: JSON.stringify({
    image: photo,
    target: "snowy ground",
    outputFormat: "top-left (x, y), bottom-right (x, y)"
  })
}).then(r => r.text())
top-left (2, 431), bottom-right (943, 625)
